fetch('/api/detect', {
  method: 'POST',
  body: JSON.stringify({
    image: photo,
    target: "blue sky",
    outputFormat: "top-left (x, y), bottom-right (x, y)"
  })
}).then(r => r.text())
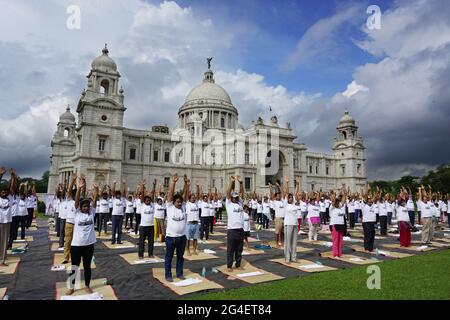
top-left (0, 0), bottom-right (449, 180)
top-left (173, 0), bottom-right (387, 95)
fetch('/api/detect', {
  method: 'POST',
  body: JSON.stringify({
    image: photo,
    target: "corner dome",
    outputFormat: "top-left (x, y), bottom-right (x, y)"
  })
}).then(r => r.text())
top-left (338, 110), bottom-right (355, 127)
top-left (91, 44), bottom-right (117, 72)
top-left (60, 105), bottom-right (75, 123)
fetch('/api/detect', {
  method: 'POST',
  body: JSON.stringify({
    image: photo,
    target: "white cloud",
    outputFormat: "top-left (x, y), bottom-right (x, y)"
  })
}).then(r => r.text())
top-left (341, 81), bottom-right (369, 98)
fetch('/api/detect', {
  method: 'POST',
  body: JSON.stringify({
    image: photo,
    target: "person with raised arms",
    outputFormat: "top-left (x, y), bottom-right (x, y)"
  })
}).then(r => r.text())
top-left (361, 185), bottom-right (377, 252)
top-left (124, 193), bottom-right (135, 231)
top-left (62, 174), bottom-right (78, 264)
top-left (225, 175), bottom-right (245, 272)
top-left (6, 170), bottom-right (18, 249)
top-left (269, 181), bottom-right (285, 248)
top-left (307, 191), bottom-right (321, 241)
top-left (209, 188), bottom-right (217, 235)
top-left (283, 176), bottom-right (300, 263)
top-left (111, 179), bottom-right (126, 245)
top-left (164, 174), bottom-right (188, 282)
top-left (329, 189), bottom-right (347, 257)
top-left (262, 195), bottom-right (271, 230)
top-left (396, 190), bottom-right (412, 247)
top-left (25, 181), bottom-right (37, 229)
top-left (0, 167), bottom-right (13, 266)
top-left (379, 191), bottom-right (389, 236)
top-left (137, 179), bottom-right (156, 259)
top-left (199, 187), bottom-right (211, 242)
top-left (185, 179), bottom-right (200, 256)
top-left (154, 182), bottom-right (167, 243)
top-left (97, 185), bottom-right (111, 236)
top-left (66, 178), bottom-right (98, 296)
top-left (417, 185), bottom-right (433, 244)
top-left (9, 178), bottom-right (29, 247)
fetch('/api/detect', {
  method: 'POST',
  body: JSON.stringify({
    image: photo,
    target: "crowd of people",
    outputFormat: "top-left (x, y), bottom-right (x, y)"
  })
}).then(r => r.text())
top-left (1, 165), bottom-right (450, 296)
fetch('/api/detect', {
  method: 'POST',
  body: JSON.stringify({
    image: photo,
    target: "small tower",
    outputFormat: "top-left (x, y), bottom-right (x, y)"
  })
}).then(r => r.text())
top-left (332, 110), bottom-right (366, 191)
top-left (73, 45), bottom-right (126, 188)
top-left (47, 105), bottom-right (77, 193)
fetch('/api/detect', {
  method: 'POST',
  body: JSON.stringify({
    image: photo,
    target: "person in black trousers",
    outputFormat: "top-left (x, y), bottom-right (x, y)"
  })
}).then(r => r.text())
top-left (225, 175), bottom-right (245, 272)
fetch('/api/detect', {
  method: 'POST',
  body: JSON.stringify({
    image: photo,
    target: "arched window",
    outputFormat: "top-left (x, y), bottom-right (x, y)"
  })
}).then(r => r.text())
top-left (342, 131), bottom-right (347, 139)
top-left (100, 79), bottom-right (109, 95)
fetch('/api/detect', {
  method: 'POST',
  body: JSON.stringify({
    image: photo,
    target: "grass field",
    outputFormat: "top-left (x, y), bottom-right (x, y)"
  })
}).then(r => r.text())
top-left (190, 249), bottom-right (450, 300)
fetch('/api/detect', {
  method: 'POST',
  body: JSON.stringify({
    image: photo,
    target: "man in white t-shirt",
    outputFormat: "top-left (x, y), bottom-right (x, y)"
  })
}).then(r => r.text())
top-left (417, 186), bottom-right (433, 244)
top-left (164, 174), bottom-right (188, 282)
top-left (199, 194), bottom-right (211, 241)
top-left (225, 175), bottom-right (245, 272)
top-left (111, 180), bottom-right (126, 245)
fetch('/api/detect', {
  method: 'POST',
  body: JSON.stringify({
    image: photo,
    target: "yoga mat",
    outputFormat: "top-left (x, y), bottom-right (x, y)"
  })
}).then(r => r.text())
top-left (198, 239), bottom-right (224, 245)
top-left (48, 235), bottom-right (59, 242)
top-left (183, 251), bottom-right (219, 261)
top-left (14, 236), bottom-right (33, 243)
top-left (434, 237), bottom-right (450, 243)
top-left (210, 231), bottom-right (227, 236)
top-left (0, 256), bottom-right (20, 275)
top-left (55, 278), bottom-right (118, 300)
top-left (298, 239), bottom-right (332, 247)
top-left (320, 252), bottom-right (381, 265)
top-left (381, 243), bottom-right (436, 252)
top-left (270, 258), bottom-right (337, 273)
top-left (96, 234), bottom-right (113, 240)
top-left (0, 287), bottom-right (6, 300)
top-left (52, 253), bottom-right (96, 271)
top-left (50, 242), bottom-right (64, 252)
top-left (152, 268), bottom-right (223, 295)
top-left (120, 253), bottom-right (164, 265)
top-left (218, 246), bottom-right (268, 255)
top-left (349, 245), bottom-right (412, 258)
top-left (126, 233), bottom-right (140, 239)
top-left (102, 241), bottom-right (136, 249)
top-left (413, 241), bottom-right (449, 248)
top-left (217, 260), bottom-right (284, 284)
top-left (296, 246), bottom-right (314, 253)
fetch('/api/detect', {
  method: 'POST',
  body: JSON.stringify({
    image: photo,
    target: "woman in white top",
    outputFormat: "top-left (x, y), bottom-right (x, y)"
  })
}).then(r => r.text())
top-left (361, 188), bottom-right (377, 252)
top-left (124, 195), bottom-right (135, 231)
top-left (307, 192), bottom-right (321, 241)
top-left (137, 180), bottom-right (156, 259)
top-left (164, 174), bottom-right (188, 282)
top-left (262, 196), bottom-right (271, 229)
top-left (283, 176), bottom-right (300, 263)
top-left (185, 180), bottom-right (200, 256)
top-left (329, 189), bottom-right (347, 257)
top-left (66, 178), bottom-right (98, 296)
top-left (396, 196), bottom-right (412, 247)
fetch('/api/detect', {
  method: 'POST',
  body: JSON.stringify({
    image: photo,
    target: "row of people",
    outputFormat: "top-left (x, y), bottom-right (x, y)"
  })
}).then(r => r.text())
top-left (0, 167), bottom-right (38, 267)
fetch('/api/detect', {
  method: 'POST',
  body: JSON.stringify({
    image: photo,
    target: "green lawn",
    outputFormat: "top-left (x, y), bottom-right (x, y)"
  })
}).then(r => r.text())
top-left (190, 249), bottom-right (450, 300)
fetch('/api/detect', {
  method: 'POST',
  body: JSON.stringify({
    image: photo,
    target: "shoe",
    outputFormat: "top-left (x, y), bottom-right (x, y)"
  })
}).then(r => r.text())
top-left (111, 242), bottom-right (116, 245)
top-left (62, 260), bottom-right (69, 264)
top-left (177, 275), bottom-right (186, 280)
top-left (165, 276), bottom-right (173, 282)
top-left (117, 242), bottom-right (122, 245)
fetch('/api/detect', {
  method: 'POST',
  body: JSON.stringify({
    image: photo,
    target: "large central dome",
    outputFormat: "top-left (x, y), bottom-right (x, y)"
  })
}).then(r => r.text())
top-left (178, 66), bottom-right (238, 130)
top-left (185, 81), bottom-right (232, 104)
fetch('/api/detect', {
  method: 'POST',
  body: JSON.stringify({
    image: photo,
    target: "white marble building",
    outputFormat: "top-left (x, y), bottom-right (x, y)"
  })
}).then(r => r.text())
top-left (48, 46), bottom-right (367, 195)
